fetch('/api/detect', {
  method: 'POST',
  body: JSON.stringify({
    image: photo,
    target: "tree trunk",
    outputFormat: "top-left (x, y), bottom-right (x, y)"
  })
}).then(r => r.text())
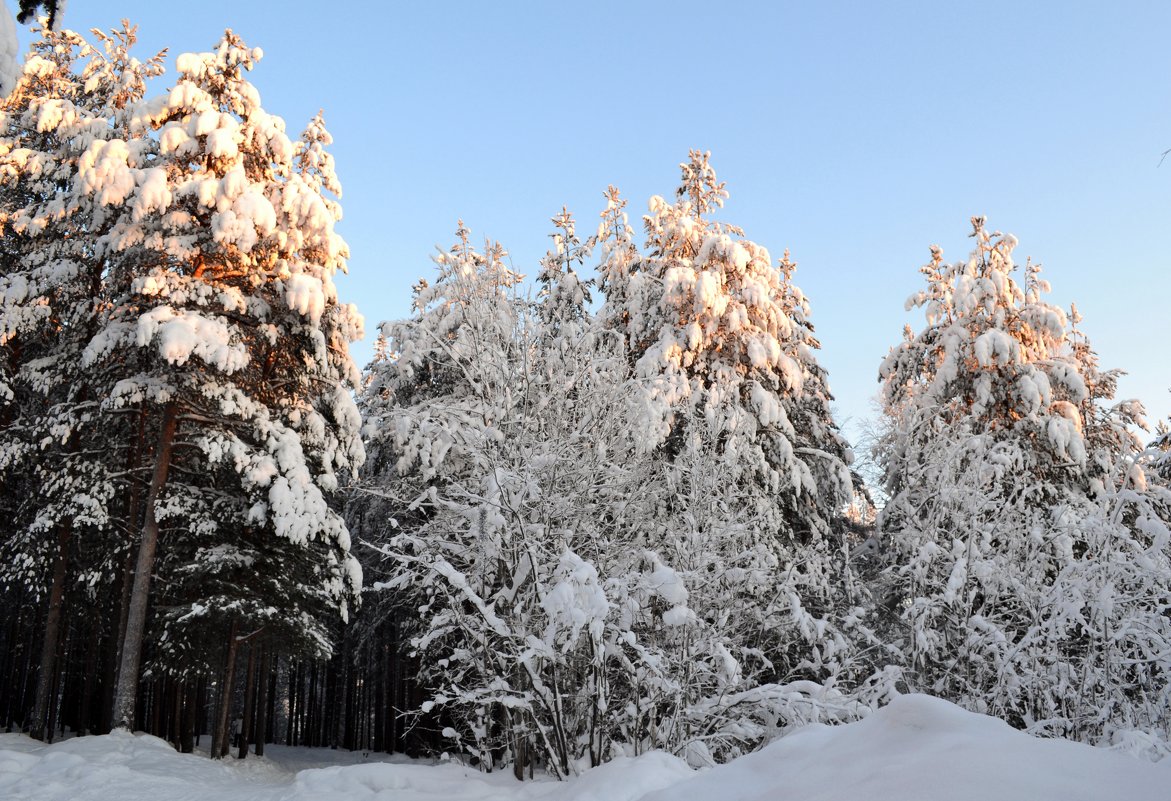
top-left (30, 524), bottom-right (70, 741)
top-left (513, 729), bottom-right (528, 782)
top-left (77, 615), bottom-right (100, 736)
top-left (170, 678), bottom-right (182, 748)
top-left (266, 660), bottom-right (278, 745)
top-left (110, 408), bottom-right (147, 704)
top-left (112, 402), bottom-right (178, 731)
top-left (180, 680), bottom-right (196, 753)
top-left (212, 619), bottom-right (240, 759)
top-left (373, 640), bottom-right (384, 753)
top-left (150, 676), bottom-right (162, 737)
top-left (237, 642), bottom-right (257, 759)
top-left (254, 644), bottom-right (271, 757)
top-left (307, 663), bottom-right (318, 747)
top-left (286, 662), bottom-right (297, 745)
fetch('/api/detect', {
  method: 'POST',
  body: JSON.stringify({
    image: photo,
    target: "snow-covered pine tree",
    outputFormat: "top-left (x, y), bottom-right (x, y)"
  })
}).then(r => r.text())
top-left (68, 30), bottom-right (363, 738)
top-left (594, 185), bottom-right (638, 336)
top-left (0, 23), bottom-right (166, 741)
top-left (875, 217), bottom-right (1171, 749)
top-left (616, 150), bottom-right (855, 546)
top-left (599, 152), bottom-right (862, 692)
top-left (536, 206), bottom-right (593, 343)
top-left (1150, 417), bottom-right (1171, 484)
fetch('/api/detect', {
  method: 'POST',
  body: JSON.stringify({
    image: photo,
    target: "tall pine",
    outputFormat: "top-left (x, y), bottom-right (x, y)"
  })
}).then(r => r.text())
top-left (875, 218), bottom-right (1171, 748)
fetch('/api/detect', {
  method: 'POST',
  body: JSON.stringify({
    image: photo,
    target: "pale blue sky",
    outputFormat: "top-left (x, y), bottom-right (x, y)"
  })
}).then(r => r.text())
top-left (16, 1), bottom-right (1171, 444)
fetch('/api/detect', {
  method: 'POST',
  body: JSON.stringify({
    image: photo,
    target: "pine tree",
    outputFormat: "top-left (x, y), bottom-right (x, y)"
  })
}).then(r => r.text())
top-left (601, 152), bottom-right (864, 702)
top-left (620, 150), bottom-right (854, 544)
top-left (875, 217), bottom-right (1171, 747)
top-left (536, 206), bottom-right (593, 342)
top-left (0, 22), bottom-right (165, 741)
top-left (60, 30), bottom-right (363, 736)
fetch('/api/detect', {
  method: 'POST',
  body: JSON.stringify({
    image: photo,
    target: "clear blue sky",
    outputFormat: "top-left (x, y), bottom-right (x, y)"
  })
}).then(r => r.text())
top-left (16, 1), bottom-right (1171, 446)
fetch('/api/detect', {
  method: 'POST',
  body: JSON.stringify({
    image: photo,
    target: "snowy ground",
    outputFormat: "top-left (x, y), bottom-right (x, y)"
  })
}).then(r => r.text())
top-left (2, 695), bottom-right (1168, 801)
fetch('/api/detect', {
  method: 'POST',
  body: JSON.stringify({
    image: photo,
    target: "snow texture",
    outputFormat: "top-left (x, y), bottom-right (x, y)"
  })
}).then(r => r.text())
top-left (1, 695), bottom-right (1168, 801)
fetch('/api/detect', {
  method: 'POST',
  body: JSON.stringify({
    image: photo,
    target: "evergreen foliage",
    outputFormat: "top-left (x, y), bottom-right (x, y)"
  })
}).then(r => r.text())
top-left (874, 218), bottom-right (1171, 751)
top-left (355, 156), bottom-right (869, 774)
top-left (0, 23), bottom-right (362, 750)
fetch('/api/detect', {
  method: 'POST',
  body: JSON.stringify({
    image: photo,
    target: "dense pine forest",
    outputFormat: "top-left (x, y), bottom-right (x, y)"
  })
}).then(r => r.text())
top-left (2, 20), bottom-right (1170, 778)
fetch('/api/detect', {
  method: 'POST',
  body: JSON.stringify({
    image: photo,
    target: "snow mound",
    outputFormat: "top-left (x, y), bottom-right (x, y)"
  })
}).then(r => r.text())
top-left (2, 697), bottom-right (1168, 801)
top-left (0, 731), bottom-right (689, 801)
top-left (0, 729), bottom-right (283, 801)
top-left (642, 694), bottom-right (1171, 801)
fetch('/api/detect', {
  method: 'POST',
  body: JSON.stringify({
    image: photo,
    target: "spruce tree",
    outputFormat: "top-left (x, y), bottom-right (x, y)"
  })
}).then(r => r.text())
top-left (600, 152), bottom-right (863, 696)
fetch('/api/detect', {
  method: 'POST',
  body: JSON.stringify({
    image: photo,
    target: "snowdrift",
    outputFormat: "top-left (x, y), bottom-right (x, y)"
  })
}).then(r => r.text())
top-left (1, 695), bottom-right (1168, 801)
top-left (644, 694), bottom-right (1171, 801)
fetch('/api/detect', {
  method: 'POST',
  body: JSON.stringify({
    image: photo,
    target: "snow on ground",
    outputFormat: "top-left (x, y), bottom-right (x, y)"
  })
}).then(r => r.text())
top-left (1, 695), bottom-right (1169, 801)
top-left (643, 694), bottom-right (1171, 801)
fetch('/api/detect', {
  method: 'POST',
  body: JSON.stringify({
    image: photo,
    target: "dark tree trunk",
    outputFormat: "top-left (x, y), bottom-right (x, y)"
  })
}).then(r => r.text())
top-left (265, 658), bottom-right (278, 745)
top-left (286, 662), bottom-right (297, 746)
top-left (513, 728), bottom-right (528, 782)
top-left (77, 613), bottom-right (100, 736)
top-left (30, 524), bottom-right (70, 741)
top-left (170, 678), bottom-right (182, 748)
top-left (212, 619), bottom-right (240, 759)
top-left (112, 402), bottom-right (178, 730)
top-left (16, 621), bottom-right (35, 731)
top-left (110, 408), bottom-right (146, 712)
top-left (0, 607), bottom-right (18, 731)
top-left (179, 679), bottom-right (196, 753)
top-left (307, 663), bottom-right (318, 747)
top-left (373, 640), bottom-right (384, 753)
top-left (237, 642), bottom-right (257, 759)
top-left (150, 676), bottom-right (162, 737)
top-left (327, 655), bottom-right (341, 749)
top-left (254, 644), bottom-right (271, 756)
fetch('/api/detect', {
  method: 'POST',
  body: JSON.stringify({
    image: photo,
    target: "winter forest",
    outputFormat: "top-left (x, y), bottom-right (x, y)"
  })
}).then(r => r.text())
top-left (2, 5), bottom-right (1171, 798)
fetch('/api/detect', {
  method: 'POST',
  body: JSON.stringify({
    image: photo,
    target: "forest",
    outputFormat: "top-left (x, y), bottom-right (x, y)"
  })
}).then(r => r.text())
top-left (2, 18), bottom-right (1170, 779)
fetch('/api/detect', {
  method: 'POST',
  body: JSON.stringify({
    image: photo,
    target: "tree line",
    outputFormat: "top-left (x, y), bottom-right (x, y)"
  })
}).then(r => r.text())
top-left (2, 21), bottom-right (1170, 774)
